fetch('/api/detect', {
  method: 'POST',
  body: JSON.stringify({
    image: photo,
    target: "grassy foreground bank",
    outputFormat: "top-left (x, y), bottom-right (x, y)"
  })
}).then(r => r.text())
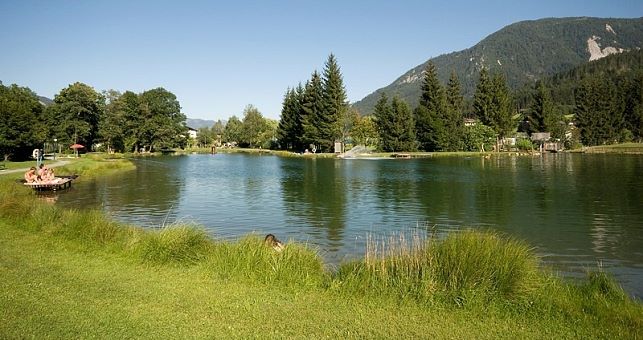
top-left (1, 160), bottom-right (641, 338)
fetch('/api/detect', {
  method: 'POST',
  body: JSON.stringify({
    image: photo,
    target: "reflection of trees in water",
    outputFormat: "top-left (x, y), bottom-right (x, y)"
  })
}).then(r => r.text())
top-left (373, 161), bottom-right (416, 225)
top-left (574, 155), bottom-right (643, 260)
top-left (412, 159), bottom-right (471, 228)
top-left (280, 158), bottom-right (346, 251)
top-left (62, 159), bottom-right (183, 227)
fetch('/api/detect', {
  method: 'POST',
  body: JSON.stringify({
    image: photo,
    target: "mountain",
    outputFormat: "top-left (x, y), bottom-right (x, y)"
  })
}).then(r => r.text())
top-left (186, 118), bottom-right (215, 129)
top-left (37, 96), bottom-right (53, 106)
top-left (352, 17), bottom-right (643, 115)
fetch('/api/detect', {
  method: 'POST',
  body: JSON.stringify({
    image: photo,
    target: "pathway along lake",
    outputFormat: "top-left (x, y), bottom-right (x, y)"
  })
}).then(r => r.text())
top-left (55, 153), bottom-right (643, 297)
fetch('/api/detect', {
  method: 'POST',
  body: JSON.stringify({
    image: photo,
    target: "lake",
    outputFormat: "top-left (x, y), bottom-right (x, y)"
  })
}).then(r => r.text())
top-left (55, 153), bottom-right (643, 298)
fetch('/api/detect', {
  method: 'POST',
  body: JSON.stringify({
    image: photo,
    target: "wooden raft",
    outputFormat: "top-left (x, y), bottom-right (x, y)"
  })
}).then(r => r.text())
top-left (24, 178), bottom-right (73, 191)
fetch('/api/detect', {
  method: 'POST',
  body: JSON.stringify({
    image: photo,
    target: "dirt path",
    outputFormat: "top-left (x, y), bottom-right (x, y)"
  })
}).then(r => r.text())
top-left (0, 160), bottom-right (71, 176)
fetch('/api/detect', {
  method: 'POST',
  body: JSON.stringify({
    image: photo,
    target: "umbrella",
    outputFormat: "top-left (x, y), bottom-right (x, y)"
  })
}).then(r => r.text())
top-left (70, 143), bottom-right (85, 158)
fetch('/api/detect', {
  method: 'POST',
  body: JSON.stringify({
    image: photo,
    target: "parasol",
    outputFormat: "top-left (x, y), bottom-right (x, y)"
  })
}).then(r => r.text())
top-left (70, 143), bottom-right (85, 158)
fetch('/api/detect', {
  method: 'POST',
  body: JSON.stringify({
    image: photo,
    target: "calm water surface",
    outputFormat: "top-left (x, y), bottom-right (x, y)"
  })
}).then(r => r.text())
top-left (55, 153), bottom-right (643, 297)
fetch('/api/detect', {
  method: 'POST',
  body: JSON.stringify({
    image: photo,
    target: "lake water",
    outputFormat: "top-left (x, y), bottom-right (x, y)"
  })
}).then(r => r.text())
top-left (55, 153), bottom-right (643, 298)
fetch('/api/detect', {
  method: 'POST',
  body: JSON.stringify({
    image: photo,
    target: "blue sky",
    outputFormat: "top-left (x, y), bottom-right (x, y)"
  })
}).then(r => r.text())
top-left (1, 1), bottom-right (641, 121)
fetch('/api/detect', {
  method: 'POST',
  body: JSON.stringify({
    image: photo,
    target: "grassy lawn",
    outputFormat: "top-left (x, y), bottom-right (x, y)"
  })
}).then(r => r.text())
top-left (1, 154), bottom-right (641, 338)
top-left (583, 142), bottom-right (643, 154)
top-left (2, 223), bottom-right (640, 339)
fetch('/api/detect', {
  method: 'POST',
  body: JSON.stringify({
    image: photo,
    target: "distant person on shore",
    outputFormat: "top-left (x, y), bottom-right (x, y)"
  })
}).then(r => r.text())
top-left (24, 167), bottom-right (38, 183)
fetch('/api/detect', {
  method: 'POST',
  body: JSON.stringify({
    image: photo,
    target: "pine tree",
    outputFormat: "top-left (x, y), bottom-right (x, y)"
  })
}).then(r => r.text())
top-left (391, 96), bottom-right (417, 152)
top-left (490, 73), bottom-right (514, 139)
top-left (575, 75), bottom-right (623, 145)
top-left (321, 53), bottom-right (349, 152)
top-left (415, 62), bottom-right (446, 151)
top-left (277, 88), bottom-right (300, 150)
top-left (473, 67), bottom-right (494, 126)
top-left (445, 71), bottom-right (465, 151)
top-left (373, 93), bottom-right (394, 151)
top-left (301, 71), bottom-right (325, 152)
top-left (527, 81), bottom-right (551, 134)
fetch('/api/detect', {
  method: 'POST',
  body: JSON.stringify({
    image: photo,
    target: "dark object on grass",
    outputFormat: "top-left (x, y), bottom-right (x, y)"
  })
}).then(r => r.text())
top-left (264, 234), bottom-right (285, 252)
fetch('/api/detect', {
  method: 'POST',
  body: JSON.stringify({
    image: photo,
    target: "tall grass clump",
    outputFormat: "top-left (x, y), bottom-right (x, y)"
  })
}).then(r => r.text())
top-left (206, 235), bottom-right (326, 289)
top-left (334, 232), bottom-right (437, 301)
top-left (334, 230), bottom-right (541, 305)
top-left (431, 230), bottom-right (540, 300)
top-left (137, 224), bottom-right (212, 265)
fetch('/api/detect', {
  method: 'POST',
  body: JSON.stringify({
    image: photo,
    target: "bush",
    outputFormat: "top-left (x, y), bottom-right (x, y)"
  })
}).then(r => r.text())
top-left (516, 138), bottom-right (534, 151)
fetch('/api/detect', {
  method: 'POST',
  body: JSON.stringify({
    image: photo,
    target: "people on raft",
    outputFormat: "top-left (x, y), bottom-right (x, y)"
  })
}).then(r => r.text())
top-left (24, 167), bottom-right (38, 183)
top-left (24, 166), bottom-right (61, 184)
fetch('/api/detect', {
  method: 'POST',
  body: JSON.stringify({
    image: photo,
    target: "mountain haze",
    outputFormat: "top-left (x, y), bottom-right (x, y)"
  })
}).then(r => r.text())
top-left (352, 17), bottom-right (643, 115)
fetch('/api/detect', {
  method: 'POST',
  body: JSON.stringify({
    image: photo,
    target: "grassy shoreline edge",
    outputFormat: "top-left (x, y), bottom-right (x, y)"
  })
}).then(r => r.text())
top-left (1, 155), bottom-right (641, 338)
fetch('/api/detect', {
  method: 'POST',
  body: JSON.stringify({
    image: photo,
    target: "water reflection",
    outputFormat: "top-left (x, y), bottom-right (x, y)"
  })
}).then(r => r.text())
top-left (281, 158), bottom-right (346, 251)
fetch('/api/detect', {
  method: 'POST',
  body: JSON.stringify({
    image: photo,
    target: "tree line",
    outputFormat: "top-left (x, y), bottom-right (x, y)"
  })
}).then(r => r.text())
top-left (0, 81), bottom-right (188, 160)
top-left (275, 50), bottom-right (641, 153)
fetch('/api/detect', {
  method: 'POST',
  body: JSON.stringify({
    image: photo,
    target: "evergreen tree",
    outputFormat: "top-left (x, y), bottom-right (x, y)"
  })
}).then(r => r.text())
top-left (391, 96), bottom-right (417, 152)
top-left (373, 93), bottom-right (394, 151)
top-left (320, 54), bottom-right (349, 152)
top-left (277, 88), bottom-right (299, 150)
top-left (473, 67), bottom-right (494, 126)
top-left (415, 62), bottom-right (446, 151)
top-left (490, 73), bottom-right (514, 139)
top-left (620, 73), bottom-right (643, 141)
top-left (527, 81), bottom-right (551, 134)
top-left (301, 71), bottom-right (325, 151)
top-left (445, 71), bottom-right (465, 151)
top-left (575, 75), bottom-right (623, 145)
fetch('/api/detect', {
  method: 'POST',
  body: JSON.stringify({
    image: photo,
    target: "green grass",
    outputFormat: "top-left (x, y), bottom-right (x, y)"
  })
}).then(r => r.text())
top-left (0, 159), bottom-right (35, 170)
top-left (0, 172), bottom-right (642, 338)
top-left (583, 142), bottom-right (643, 154)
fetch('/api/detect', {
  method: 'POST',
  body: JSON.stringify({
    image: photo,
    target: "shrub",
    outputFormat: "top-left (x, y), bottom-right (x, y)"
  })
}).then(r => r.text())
top-left (516, 138), bottom-right (534, 151)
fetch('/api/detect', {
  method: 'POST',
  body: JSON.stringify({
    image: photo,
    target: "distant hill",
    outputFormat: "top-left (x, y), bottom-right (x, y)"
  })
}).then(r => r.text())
top-left (353, 17), bottom-right (643, 115)
top-left (38, 96), bottom-right (53, 106)
top-left (186, 118), bottom-right (215, 129)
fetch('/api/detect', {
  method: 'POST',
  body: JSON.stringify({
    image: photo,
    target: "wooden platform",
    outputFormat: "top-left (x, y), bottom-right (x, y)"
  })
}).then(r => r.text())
top-left (24, 178), bottom-right (73, 191)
